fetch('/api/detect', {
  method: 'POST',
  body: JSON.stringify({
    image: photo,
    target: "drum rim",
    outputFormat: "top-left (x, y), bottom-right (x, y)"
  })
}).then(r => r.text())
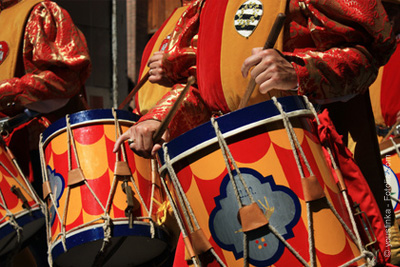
top-left (158, 95), bottom-right (313, 173)
top-left (50, 220), bottom-right (172, 264)
top-left (0, 206), bottom-right (44, 239)
top-left (41, 109), bottom-right (140, 146)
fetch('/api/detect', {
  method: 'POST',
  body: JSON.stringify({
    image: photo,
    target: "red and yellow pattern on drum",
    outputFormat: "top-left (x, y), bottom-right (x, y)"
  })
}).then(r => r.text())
top-left (42, 121), bottom-right (158, 243)
top-left (0, 143), bottom-right (38, 221)
top-left (170, 117), bottom-right (364, 266)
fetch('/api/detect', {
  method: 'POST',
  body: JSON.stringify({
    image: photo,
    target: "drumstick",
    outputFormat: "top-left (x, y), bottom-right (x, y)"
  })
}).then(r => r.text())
top-left (153, 76), bottom-right (196, 143)
top-left (118, 71), bottom-right (150, 110)
top-left (381, 120), bottom-right (400, 142)
top-left (238, 13), bottom-right (286, 110)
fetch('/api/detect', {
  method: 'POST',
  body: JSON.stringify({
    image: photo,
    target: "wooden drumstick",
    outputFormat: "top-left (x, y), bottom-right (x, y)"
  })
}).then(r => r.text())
top-left (152, 76), bottom-right (196, 143)
top-left (118, 71), bottom-right (150, 110)
top-left (381, 120), bottom-right (400, 142)
top-left (238, 13), bottom-right (286, 110)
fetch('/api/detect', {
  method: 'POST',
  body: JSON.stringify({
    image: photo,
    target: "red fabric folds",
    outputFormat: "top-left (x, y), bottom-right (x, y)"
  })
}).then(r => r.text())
top-left (317, 109), bottom-right (391, 265)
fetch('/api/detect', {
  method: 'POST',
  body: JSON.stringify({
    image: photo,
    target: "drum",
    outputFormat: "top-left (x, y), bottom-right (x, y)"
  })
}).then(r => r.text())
top-left (380, 136), bottom-right (400, 215)
top-left (40, 109), bottom-right (174, 267)
top-left (158, 96), bottom-right (369, 266)
top-left (0, 139), bottom-right (44, 256)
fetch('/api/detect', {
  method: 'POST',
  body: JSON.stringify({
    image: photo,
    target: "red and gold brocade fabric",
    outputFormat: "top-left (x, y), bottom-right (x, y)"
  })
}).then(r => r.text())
top-left (0, 0), bottom-right (91, 115)
top-left (0, 0), bottom-right (91, 182)
top-left (141, 0), bottom-right (395, 139)
top-left (135, 1), bottom-right (202, 115)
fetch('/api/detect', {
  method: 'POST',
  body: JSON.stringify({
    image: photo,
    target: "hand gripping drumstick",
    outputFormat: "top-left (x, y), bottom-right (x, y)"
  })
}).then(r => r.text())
top-left (152, 76), bottom-right (196, 143)
top-left (238, 13), bottom-right (286, 110)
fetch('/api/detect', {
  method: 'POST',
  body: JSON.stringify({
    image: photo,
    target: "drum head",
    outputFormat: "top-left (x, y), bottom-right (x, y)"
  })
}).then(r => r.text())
top-left (52, 222), bottom-right (171, 267)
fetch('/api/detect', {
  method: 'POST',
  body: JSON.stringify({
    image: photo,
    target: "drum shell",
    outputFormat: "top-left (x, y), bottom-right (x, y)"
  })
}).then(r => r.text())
top-left (0, 141), bottom-right (44, 256)
top-left (158, 96), bottom-right (364, 266)
top-left (41, 109), bottom-right (172, 267)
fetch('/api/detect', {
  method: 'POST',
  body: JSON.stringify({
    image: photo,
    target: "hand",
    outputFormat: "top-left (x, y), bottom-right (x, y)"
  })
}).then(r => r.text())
top-left (113, 120), bottom-right (170, 159)
top-left (147, 51), bottom-right (174, 87)
top-left (241, 48), bottom-right (298, 94)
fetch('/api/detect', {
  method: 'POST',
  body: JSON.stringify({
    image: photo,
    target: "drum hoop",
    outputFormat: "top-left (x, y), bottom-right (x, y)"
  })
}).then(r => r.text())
top-left (0, 205), bottom-right (43, 229)
top-left (159, 109), bottom-right (313, 174)
top-left (49, 219), bottom-right (167, 251)
top-left (41, 118), bottom-right (135, 147)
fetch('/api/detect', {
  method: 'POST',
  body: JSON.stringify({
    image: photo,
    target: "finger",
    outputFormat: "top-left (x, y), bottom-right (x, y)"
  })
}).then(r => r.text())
top-left (113, 132), bottom-right (130, 153)
top-left (241, 53), bottom-right (262, 78)
top-left (151, 144), bottom-right (162, 158)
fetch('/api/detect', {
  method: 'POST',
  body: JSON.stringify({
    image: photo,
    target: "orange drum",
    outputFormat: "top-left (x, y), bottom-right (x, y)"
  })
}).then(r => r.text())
top-left (158, 96), bottom-right (369, 266)
top-left (40, 109), bottom-right (174, 267)
top-left (380, 136), bottom-right (400, 215)
top-left (0, 139), bottom-right (44, 256)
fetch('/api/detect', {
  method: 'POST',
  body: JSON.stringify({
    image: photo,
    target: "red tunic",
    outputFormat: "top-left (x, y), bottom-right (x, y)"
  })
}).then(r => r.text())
top-left (140, 0), bottom-right (395, 139)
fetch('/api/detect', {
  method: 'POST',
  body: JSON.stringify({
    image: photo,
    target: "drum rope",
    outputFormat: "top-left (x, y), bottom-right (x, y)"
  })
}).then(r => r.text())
top-left (268, 224), bottom-right (311, 266)
top-left (303, 96), bottom-right (367, 257)
top-left (274, 96), bottom-right (375, 265)
top-left (390, 136), bottom-right (400, 159)
top-left (65, 115), bottom-right (111, 250)
top-left (272, 97), bottom-right (317, 266)
top-left (162, 144), bottom-right (226, 267)
top-left (66, 115), bottom-right (80, 172)
top-left (163, 145), bottom-right (197, 233)
top-left (0, 159), bottom-right (40, 211)
top-left (112, 109), bottom-right (155, 236)
top-left (211, 116), bottom-right (273, 266)
top-left (272, 97), bottom-right (314, 178)
top-left (243, 233), bottom-right (249, 267)
top-left (211, 117), bottom-right (256, 206)
top-left (39, 135), bottom-right (55, 266)
top-left (1, 153), bottom-right (41, 206)
top-left (0, 189), bottom-right (23, 243)
top-left (159, 170), bottom-right (202, 267)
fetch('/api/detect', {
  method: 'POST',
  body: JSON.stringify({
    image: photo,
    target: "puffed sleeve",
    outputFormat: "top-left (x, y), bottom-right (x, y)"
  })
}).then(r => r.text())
top-left (0, 1), bottom-right (91, 112)
top-left (284, 0), bottom-right (395, 103)
top-left (139, 83), bottom-right (211, 139)
top-left (161, 0), bottom-right (201, 83)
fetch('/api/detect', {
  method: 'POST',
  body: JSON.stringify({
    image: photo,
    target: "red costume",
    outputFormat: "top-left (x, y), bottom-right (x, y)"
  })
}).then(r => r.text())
top-left (140, 0), bottom-right (395, 139)
top-left (132, 0), bottom-right (396, 265)
top-left (0, 0), bottom-right (91, 182)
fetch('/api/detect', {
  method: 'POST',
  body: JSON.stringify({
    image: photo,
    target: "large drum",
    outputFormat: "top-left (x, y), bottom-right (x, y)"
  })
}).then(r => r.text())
top-left (0, 139), bottom-right (44, 256)
top-left (40, 109), bottom-right (174, 267)
top-left (380, 136), bottom-right (400, 215)
top-left (158, 96), bottom-right (369, 266)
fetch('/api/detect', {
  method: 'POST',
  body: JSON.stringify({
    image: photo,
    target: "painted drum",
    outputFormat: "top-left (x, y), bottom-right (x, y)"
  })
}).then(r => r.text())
top-left (0, 140), bottom-right (44, 256)
top-left (40, 109), bottom-right (174, 267)
top-left (158, 96), bottom-right (366, 266)
top-left (380, 136), bottom-right (400, 215)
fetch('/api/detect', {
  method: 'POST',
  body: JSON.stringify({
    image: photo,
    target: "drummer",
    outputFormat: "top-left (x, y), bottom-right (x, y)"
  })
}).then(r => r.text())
top-left (116, 0), bottom-right (393, 185)
top-left (0, 0), bottom-right (91, 190)
top-left (114, 0), bottom-right (396, 264)
top-left (0, 0), bottom-right (91, 264)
